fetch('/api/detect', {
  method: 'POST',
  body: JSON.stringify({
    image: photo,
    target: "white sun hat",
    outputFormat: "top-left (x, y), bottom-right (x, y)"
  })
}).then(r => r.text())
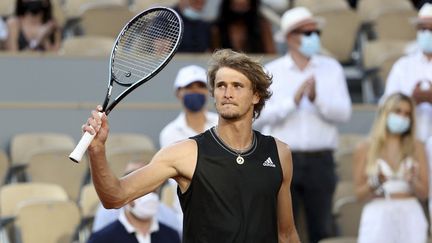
top-left (280, 7), bottom-right (324, 36)
top-left (412, 3), bottom-right (432, 24)
top-left (174, 65), bottom-right (207, 89)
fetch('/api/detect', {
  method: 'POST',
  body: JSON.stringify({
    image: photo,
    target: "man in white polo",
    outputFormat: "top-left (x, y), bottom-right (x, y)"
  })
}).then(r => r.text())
top-left (255, 7), bottom-right (352, 243)
top-left (159, 64), bottom-right (218, 148)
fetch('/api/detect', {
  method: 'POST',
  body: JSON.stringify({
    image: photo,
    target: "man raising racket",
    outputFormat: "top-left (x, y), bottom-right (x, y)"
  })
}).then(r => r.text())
top-left (83, 49), bottom-right (300, 243)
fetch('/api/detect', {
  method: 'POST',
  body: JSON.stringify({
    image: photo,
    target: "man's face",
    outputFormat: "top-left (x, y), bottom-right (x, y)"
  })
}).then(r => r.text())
top-left (286, 22), bottom-right (320, 50)
top-left (213, 67), bottom-right (259, 120)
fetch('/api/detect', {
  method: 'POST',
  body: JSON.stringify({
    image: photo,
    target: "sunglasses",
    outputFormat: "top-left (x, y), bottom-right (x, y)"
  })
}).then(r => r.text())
top-left (292, 30), bottom-right (321, 36)
top-left (418, 27), bottom-right (432, 31)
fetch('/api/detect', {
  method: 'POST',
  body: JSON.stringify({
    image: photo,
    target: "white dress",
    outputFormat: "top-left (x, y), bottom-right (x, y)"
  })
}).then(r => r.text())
top-left (358, 158), bottom-right (428, 243)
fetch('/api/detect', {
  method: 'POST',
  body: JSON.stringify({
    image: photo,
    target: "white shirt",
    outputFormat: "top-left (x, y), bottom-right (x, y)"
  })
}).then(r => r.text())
top-left (382, 51), bottom-right (432, 142)
top-left (118, 208), bottom-right (159, 243)
top-left (159, 111), bottom-right (218, 148)
top-left (255, 54), bottom-right (352, 151)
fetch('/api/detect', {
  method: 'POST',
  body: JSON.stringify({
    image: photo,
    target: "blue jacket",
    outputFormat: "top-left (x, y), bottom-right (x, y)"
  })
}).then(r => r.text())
top-left (88, 220), bottom-right (180, 243)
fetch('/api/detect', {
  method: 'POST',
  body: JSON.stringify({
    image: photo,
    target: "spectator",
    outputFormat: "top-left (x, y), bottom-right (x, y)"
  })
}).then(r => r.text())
top-left (88, 192), bottom-right (181, 243)
top-left (5, 0), bottom-right (60, 52)
top-left (173, 0), bottom-right (212, 52)
top-left (213, 0), bottom-right (276, 53)
top-left (382, 3), bottom-right (432, 143)
top-left (255, 6), bottom-right (352, 243)
top-left (353, 93), bottom-right (428, 243)
top-left (92, 161), bottom-right (181, 236)
top-left (159, 64), bottom-right (218, 148)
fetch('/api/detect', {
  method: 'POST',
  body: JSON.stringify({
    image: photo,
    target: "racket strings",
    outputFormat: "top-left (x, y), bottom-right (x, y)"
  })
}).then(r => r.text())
top-left (113, 10), bottom-right (181, 85)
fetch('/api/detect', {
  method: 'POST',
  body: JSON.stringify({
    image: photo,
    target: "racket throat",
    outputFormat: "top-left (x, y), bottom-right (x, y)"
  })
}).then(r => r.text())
top-left (102, 85), bottom-right (113, 113)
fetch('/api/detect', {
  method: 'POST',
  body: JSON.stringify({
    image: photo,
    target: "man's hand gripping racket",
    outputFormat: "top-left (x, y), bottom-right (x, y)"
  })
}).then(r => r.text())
top-left (69, 7), bottom-right (183, 162)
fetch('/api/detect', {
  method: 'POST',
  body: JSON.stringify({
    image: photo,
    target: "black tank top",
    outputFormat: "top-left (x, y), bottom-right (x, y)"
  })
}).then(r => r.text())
top-left (178, 127), bottom-right (283, 243)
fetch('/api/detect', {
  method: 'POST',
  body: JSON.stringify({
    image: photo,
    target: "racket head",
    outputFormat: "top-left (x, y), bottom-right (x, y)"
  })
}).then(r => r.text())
top-left (104, 7), bottom-right (184, 113)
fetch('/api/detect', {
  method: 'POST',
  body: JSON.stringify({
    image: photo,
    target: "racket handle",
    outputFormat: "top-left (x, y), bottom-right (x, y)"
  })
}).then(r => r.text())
top-left (69, 112), bottom-right (103, 163)
top-left (69, 131), bottom-right (95, 163)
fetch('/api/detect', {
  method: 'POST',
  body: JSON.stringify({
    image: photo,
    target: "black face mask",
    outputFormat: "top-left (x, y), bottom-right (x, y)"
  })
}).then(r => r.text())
top-left (22, 1), bottom-right (45, 15)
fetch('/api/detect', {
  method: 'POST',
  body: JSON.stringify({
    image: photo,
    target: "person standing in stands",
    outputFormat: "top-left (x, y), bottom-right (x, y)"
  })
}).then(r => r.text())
top-left (382, 3), bottom-right (432, 143)
top-left (5, 0), bottom-right (60, 52)
top-left (255, 7), bottom-right (352, 243)
top-left (354, 93), bottom-right (428, 243)
top-left (159, 64), bottom-right (218, 148)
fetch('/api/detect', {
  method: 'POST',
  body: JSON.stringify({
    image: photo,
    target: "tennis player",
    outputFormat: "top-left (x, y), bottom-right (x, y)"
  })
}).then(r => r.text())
top-left (83, 49), bottom-right (300, 243)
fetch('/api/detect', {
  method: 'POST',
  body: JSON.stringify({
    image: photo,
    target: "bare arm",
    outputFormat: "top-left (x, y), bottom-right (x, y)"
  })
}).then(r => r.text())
top-left (275, 140), bottom-right (300, 243)
top-left (84, 106), bottom-right (193, 209)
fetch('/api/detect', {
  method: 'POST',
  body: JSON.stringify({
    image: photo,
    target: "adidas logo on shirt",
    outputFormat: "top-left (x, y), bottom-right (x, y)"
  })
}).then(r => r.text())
top-left (263, 157), bottom-right (276, 167)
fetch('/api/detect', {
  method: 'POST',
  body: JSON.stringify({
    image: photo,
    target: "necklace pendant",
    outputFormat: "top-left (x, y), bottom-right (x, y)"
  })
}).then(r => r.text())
top-left (236, 156), bottom-right (244, 165)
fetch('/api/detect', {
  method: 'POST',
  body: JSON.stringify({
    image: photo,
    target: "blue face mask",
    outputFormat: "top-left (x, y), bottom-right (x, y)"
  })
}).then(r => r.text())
top-left (417, 30), bottom-right (432, 54)
top-left (182, 7), bottom-right (202, 20)
top-left (387, 112), bottom-right (410, 134)
top-left (299, 33), bottom-right (321, 57)
top-left (183, 93), bottom-right (206, 112)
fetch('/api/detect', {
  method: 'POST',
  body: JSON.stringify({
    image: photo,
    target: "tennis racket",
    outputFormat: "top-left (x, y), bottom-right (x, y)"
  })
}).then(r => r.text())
top-left (69, 7), bottom-right (183, 162)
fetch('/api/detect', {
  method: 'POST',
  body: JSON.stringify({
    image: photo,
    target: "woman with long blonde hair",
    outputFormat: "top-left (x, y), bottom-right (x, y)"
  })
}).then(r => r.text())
top-left (353, 92), bottom-right (429, 243)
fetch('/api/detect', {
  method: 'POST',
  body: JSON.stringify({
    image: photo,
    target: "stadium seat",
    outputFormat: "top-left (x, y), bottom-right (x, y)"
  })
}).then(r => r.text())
top-left (0, 150), bottom-right (9, 185)
top-left (335, 133), bottom-right (366, 181)
top-left (295, 0), bottom-right (350, 12)
top-left (77, 183), bottom-right (99, 243)
top-left (8, 133), bottom-right (76, 183)
top-left (14, 200), bottom-right (81, 243)
top-left (0, 0), bottom-right (14, 18)
top-left (0, 182), bottom-right (69, 218)
top-left (79, 4), bottom-right (135, 38)
top-left (319, 236), bottom-right (357, 243)
top-left (0, 182), bottom-right (69, 243)
top-left (357, 0), bottom-right (415, 24)
top-left (130, 0), bottom-right (179, 13)
top-left (63, 0), bottom-right (128, 19)
top-left (10, 132), bottom-right (75, 165)
top-left (333, 181), bottom-right (355, 203)
top-left (373, 9), bottom-right (417, 41)
top-left (25, 148), bottom-right (89, 201)
top-left (105, 133), bottom-right (156, 178)
top-left (333, 196), bottom-right (365, 236)
top-left (60, 36), bottom-right (115, 56)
